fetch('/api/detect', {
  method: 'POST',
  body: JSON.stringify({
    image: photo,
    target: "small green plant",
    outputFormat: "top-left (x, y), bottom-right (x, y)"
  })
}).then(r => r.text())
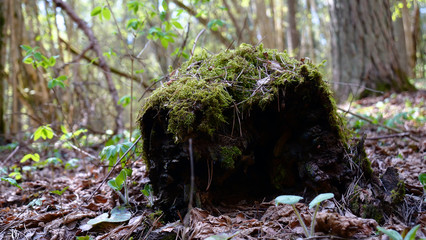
top-left (377, 224), bottom-right (420, 240)
top-left (275, 193), bottom-right (334, 238)
top-left (100, 141), bottom-right (133, 171)
top-left (1, 177), bottom-right (23, 190)
top-left (76, 236), bottom-right (93, 240)
top-left (108, 168), bottom-right (132, 205)
top-left (141, 184), bottom-right (154, 207)
top-left (419, 173), bottom-right (426, 202)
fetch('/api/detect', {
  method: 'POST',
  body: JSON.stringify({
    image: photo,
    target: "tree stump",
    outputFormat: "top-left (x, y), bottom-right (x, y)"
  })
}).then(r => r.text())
top-left (138, 44), bottom-right (393, 220)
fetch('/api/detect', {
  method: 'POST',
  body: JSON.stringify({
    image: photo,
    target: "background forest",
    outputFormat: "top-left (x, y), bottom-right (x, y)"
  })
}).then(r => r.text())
top-left (0, 0), bottom-right (425, 239)
top-left (0, 0), bottom-right (424, 139)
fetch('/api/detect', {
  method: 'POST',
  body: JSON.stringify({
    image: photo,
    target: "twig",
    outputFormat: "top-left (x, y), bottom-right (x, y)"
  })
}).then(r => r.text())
top-left (337, 107), bottom-right (419, 142)
top-left (85, 135), bottom-right (142, 202)
top-left (188, 138), bottom-right (194, 211)
top-left (191, 29), bottom-right (206, 56)
top-left (365, 132), bottom-right (410, 140)
top-left (172, 23), bottom-right (190, 69)
top-left (142, 213), bottom-right (164, 240)
top-left (3, 145), bottom-right (20, 162)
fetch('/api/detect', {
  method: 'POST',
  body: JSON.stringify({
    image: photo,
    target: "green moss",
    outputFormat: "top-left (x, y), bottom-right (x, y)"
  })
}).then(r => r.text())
top-left (272, 167), bottom-right (287, 190)
top-left (219, 146), bottom-right (242, 169)
top-left (390, 180), bottom-right (405, 204)
top-left (139, 43), bottom-right (342, 142)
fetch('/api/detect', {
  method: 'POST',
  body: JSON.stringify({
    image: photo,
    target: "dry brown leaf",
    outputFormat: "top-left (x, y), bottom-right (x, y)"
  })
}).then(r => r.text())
top-left (315, 212), bottom-right (377, 238)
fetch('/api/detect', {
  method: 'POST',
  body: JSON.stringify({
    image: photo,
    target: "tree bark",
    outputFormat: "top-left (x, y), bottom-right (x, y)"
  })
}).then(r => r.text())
top-left (328, 0), bottom-right (415, 101)
top-left (253, 0), bottom-right (274, 48)
top-left (287, 0), bottom-right (300, 57)
top-left (401, 0), bottom-right (418, 78)
top-left (0, 0), bottom-right (5, 143)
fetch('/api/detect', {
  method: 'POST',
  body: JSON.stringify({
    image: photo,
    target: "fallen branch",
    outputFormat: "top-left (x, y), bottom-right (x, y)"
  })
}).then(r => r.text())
top-left (337, 107), bottom-right (419, 142)
top-left (365, 132), bottom-right (410, 140)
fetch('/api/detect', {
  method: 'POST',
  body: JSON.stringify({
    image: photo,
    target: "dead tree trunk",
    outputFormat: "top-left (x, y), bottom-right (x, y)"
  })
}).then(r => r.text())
top-left (139, 44), bottom-right (401, 221)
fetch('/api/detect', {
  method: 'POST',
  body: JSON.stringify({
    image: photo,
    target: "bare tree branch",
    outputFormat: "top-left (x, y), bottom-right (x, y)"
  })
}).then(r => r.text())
top-left (170, 0), bottom-right (231, 47)
top-left (53, 0), bottom-right (123, 133)
top-left (58, 37), bottom-right (149, 89)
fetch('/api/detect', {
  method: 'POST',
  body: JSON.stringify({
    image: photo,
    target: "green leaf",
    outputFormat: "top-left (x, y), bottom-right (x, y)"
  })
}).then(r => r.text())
top-left (34, 52), bottom-right (43, 61)
top-left (76, 236), bottom-right (92, 240)
top-left (91, 6), bottom-right (102, 16)
top-left (57, 75), bottom-right (67, 81)
top-left (162, 0), bottom-right (168, 10)
top-left (20, 45), bottom-right (32, 52)
top-left (275, 195), bottom-right (303, 205)
top-left (48, 79), bottom-right (66, 89)
top-left (50, 186), bottom-right (69, 196)
top-left (48, 56), bottom-right (56, 66)
top-left (33, 125), bottom-right (54, 141)
top-left (419, 173), bottom-right (426, 189)
top-left (377, 227), bottom-right (403, 240)
top-left (21, 153), bottom-right (40, 163)
top-left (126, 19), bottom-right (142, 30)
top-left (127, 1), bottom-right (142, 14)
top-left (1, 177), bottom-right (23, 190)
top-left (118, 95), bottom-right (132, 107)
top-left (89, 57), bottom-right (99, 64)
top-left (46, 157), bottom-right (62, 165)
top-left (404, 225), bottom-right (420, 240)
top-left (9, 171), bottom-right (22, 180)
top-left (309, 193), bottom-right (334, 209)
top-left (207, 19), bottom-right (224, 31)
top-left (172, 21), bottom-right (183, 29)
top-left (87, 206), bottom-right (131, 225)
top-left (23, 57), bottom-right (34, 64)
top-left (160, 38), bottom-right (169, 49)
top-left (108, 179), bottom-right (121, 191)
top-left (102, 7), bottom-right (111, 20)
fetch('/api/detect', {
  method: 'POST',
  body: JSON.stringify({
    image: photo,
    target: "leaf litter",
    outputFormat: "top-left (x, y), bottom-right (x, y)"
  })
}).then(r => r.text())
top-left (0, 91), bottom-right (424, 239)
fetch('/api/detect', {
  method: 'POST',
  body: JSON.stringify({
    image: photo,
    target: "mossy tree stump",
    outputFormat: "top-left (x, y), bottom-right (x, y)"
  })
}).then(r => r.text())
top-left (138, 44), bottom-right (393, 220)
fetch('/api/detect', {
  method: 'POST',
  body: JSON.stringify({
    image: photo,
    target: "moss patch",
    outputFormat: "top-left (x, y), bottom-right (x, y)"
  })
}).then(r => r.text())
top-left (219, 146), bottom-right (242, 169)
top-left (139, 43), bottom-right (347, 142)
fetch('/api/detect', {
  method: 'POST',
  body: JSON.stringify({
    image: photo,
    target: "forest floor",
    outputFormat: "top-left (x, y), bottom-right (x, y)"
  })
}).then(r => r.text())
top-left (0, 90), bottom-right (425, 240)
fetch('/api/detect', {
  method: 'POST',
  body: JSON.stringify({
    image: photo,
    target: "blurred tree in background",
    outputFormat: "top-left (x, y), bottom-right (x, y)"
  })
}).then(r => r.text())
top-left (0, 0), bottom-right (424, 142)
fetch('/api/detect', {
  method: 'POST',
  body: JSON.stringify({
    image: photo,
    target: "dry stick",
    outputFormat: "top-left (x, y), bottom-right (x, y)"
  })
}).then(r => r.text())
top-left (188, 138), bottom-right (195, 211)
top-left (337, 107), bottom-right (419, 142)
top-left (4, 146), bottom-right (20, 163)
top-left (58, 37), bottom-right (149, 88)
top-left (172, 23), bottom-right (191, 69)
top-left (85, 135), bottom-right (142, 202)
top-left (191, 29), bottom-right (206, 56)
top-left (365, 132), bottom-right (410, 140)
top-left (183, 138), bottom-right (195, 228)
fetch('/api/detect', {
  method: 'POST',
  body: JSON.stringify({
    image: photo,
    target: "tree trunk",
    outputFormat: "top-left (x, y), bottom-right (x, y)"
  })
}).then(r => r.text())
top-left (0, 0), bottom-right (5, 144)
top-left (393, 15), bottom-right (409, 76)
top-left (328, 0), bottom-right (415, 101)
top-left (138, 44), bottom-right (394, 222)
top-left (287, 0), bottom-right (300, 57)
top-left (254, 0), bottom-right (274, 48)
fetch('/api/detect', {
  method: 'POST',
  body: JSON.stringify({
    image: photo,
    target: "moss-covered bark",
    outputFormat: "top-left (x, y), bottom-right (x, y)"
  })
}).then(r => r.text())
top-left (138, 44), bottom-right (397, 220)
